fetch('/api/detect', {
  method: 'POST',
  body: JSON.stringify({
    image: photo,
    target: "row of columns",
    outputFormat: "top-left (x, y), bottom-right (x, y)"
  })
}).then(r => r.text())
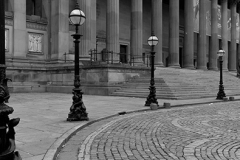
top-left (182, 0), bottom-right (238, 71)
top-left (106, 0), bottom-right (239, 70)
top-left (10, 0), bottom-right (240, 70)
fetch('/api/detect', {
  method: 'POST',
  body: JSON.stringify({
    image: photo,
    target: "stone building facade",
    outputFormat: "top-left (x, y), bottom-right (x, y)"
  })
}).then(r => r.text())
top-left (3, 0), bottom-right (240, 94)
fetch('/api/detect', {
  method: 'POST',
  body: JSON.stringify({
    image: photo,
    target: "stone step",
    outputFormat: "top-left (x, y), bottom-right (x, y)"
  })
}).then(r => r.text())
top-left (110, 67), bottom-right (240, 100)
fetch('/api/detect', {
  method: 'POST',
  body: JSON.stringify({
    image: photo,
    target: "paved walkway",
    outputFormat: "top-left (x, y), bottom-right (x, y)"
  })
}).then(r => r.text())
top-left (7, 93), bottom-right (240, 160)
top-left (57, 101), bottom-right (240, 160)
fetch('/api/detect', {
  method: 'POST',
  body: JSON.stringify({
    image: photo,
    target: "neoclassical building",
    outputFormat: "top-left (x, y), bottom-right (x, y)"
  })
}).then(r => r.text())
top-left (3, 0), bottom-right (240, 94)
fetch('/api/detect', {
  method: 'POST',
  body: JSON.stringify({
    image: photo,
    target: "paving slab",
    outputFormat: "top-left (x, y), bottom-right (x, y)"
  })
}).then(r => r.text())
top-left (6, 93), bottom-right (240, 160)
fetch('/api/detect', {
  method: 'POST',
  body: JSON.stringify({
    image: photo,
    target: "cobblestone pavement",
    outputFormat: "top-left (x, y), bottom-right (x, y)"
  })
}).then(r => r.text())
top-left (57, 101), bottom-right (240, 160)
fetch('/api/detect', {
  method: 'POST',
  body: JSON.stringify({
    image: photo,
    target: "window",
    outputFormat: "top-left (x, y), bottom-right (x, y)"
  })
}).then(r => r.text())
top-left (26, 0), bottom-right (42, 16)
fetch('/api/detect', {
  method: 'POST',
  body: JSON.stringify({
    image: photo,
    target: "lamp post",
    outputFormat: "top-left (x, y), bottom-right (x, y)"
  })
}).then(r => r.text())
top-left (145, 35), bottom-right (159, 106)
top-left (216, 49), bottom-right (226, 100)
top-left (0, 0), bottom-right (21, 159)
top-left (67, 2), bottom-right (88, 121)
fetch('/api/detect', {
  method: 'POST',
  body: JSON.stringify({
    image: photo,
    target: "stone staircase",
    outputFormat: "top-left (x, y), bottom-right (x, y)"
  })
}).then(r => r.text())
top-left (110, 67), bottom-right (240, 99)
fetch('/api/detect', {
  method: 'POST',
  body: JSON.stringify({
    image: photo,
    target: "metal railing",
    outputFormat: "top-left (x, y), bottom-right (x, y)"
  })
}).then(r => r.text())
top-left (89, 49), bottom-right (151, 67)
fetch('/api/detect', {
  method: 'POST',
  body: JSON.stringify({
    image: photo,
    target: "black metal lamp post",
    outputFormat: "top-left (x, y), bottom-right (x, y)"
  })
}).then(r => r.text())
top-left (0, 0), bottom-right (21, 159)
top-left (145, 35), bottom-right (159, 106)
top-left (67, 2), bottom-right (88, 121)
top-left (216, 49), bottom-right (226, 100)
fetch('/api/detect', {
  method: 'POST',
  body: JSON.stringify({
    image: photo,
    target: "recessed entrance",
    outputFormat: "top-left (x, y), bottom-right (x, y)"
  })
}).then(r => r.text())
top-left (120, 45), bottom-right (127, 63)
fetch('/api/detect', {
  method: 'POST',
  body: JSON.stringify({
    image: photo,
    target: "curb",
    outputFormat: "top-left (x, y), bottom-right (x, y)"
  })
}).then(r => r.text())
top-left (43, 97), bottom-right (240, 160)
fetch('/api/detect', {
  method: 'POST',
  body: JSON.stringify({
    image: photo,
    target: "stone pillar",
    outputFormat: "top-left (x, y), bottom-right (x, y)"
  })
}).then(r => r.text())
top-left (183, 0), bottom-right (194, 69)
top-left (51, 0), bottom-right (69, 60)
top-left (169, 0), bottom-right (180, 68)
top-left (79, 0), bottom-right (91, 60)
top-left (91, 0), bottom-right (97, 51)
top-left (209, 0), bottom-right (218, 70)
top-left (229, 2), bottom-right (237, 71)
top-left (42, 0), bottom-right (51, 60)
top-left (107, 0), bottom-right (119, 62)
top-left (13, 0), bottom-right (27, 57)
top-left (238, 6), bottom-right (240, 71)
top-left (130, 0), bottom-right (142, 64)
top-left (197, 0), bottom-right (207, 70)
top-left (221, 0), bottom-right (228, 70)
top-left (152, 0), bottom-right (163, 66)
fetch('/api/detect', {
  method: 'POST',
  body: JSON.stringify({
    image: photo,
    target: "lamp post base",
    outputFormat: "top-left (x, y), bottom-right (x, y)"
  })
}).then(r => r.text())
top-left (216, 88), bottom-right (226, 100)
top-left (145, 86), bottom-right (158, 106)
top-left (67, 88), bottom-right (89, 121)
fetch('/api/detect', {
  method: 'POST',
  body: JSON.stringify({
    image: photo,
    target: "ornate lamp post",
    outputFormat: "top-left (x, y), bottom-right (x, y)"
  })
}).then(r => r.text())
top-left (67, 2), bottom-right (88, 121)
top-left (145, 35), bottom-right (159, 106)
top-left (216, 49), bottom-right (226, 100)
top-left (0, 0), bottom-right (21, 159)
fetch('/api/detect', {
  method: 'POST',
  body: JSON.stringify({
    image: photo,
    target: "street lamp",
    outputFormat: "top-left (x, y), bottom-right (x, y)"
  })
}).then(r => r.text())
top-left (67, 2), bottom-right (88, 121)
top-left (0, 0), bottom-right (22, 159)
top-left (216, 49), bottom-right (226, 100)
top-left (145, 35), bottom-right (159, 106)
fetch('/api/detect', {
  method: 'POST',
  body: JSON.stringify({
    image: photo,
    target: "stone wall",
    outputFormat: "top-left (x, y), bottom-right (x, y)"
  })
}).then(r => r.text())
top-left (6, 59), bottom-right (150, 95)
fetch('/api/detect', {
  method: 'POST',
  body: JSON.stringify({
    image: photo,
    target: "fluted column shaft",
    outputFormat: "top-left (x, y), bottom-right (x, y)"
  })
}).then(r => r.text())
top-left (209, 0), bottom-right (218, 70)
top-left (91, 0), bottom-right (97, 50)
top-left (183, 0), bottom-right (194, 69)
top-left (169, 0), bottom-right (180, 68)
top-left (131, 0), bottom-right (142, 64)
top-left (229, 3), bottom-right (237, 71)
top-left (13, 0), bottom-right (26, 57)
top-left (51, 0), bottom-right (69, 60)
top-left (197, 0), bottom-right (207, 70)
top-left (107, 0), bottom-right (119, 62)
top-left (152, 0), bottom-right (163, 66)
top-left (221, 0), bottom-right (228, 70)
top-left (79, 0), bottom-right (92, 59)
top-left (0, 0), bottom-right (5, 65)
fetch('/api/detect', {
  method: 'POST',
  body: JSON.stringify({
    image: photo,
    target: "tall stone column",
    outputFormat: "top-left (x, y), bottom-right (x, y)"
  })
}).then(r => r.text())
top-left (91, 0), bottom-right (97, 51)
top-left (51, 0), bottom-right (69, 60)
top-left (197, 0), bottom-right (207, 70)
top-left (152, 0), bottom-right (163, 66)
top-left (183, 0), bottom-right (194, 69)
top-left (169, 0), bottom-right (180, 68)
top-left (238, 6), bottom-right (240, 72)
top-left (13, 0), bottom-right (27, 57)
top-left (107, 0), bottom-right (119, 62)
top-left (221, 0), bottom-right (228, 70)
top-left (79, 0), bottom-right (92, 60)
top-left (209, 0), bottom-right (218, 70)
top-left (131, 0), bottom-right (142, 64)
top-left (229, 2), bottom-right (237, 71)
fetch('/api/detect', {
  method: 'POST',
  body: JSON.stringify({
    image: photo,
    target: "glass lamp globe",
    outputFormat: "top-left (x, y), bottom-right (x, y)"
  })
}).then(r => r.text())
top-left (148, 35), bottom-right (159, 46)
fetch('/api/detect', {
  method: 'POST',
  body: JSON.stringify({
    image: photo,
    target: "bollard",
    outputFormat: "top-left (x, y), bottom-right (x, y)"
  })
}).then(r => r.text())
top-left (223, 97), bottom-right (228, 101)
top-left (163, 102), bottom-right (171, 108)
top-left (150, 103), bottom-right (159, 110)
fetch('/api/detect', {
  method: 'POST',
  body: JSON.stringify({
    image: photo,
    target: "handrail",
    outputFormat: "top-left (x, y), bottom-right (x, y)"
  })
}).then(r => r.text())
top-left (89, 49), bottom-right (150, 67)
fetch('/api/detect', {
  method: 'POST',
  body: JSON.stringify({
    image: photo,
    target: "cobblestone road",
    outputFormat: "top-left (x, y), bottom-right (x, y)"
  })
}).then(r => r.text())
top-left (57, 101), bottom-right (240, 160)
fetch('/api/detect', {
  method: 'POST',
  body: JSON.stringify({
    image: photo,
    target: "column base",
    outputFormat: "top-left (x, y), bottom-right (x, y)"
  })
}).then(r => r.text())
top-left (155, 62), bottom-right (164, 67)
top-left (228, 69), bottom-right (237, 72)
top-left (168, 64), bottom-right (181, 69)
top-left (182, 65), bottom-right (195, 69)
top-left (208, 67), bottom-right (218, 71)
top-left (222, 68), bottom-right (228, 71)
top-left (196, 66), bottom-right (208, 70)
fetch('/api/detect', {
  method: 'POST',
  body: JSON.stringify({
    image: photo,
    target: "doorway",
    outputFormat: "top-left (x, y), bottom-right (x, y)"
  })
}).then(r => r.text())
top-left (179, 47), bottom-right (183, 68)
top-left (120, 45), bottom-right (127, 63)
